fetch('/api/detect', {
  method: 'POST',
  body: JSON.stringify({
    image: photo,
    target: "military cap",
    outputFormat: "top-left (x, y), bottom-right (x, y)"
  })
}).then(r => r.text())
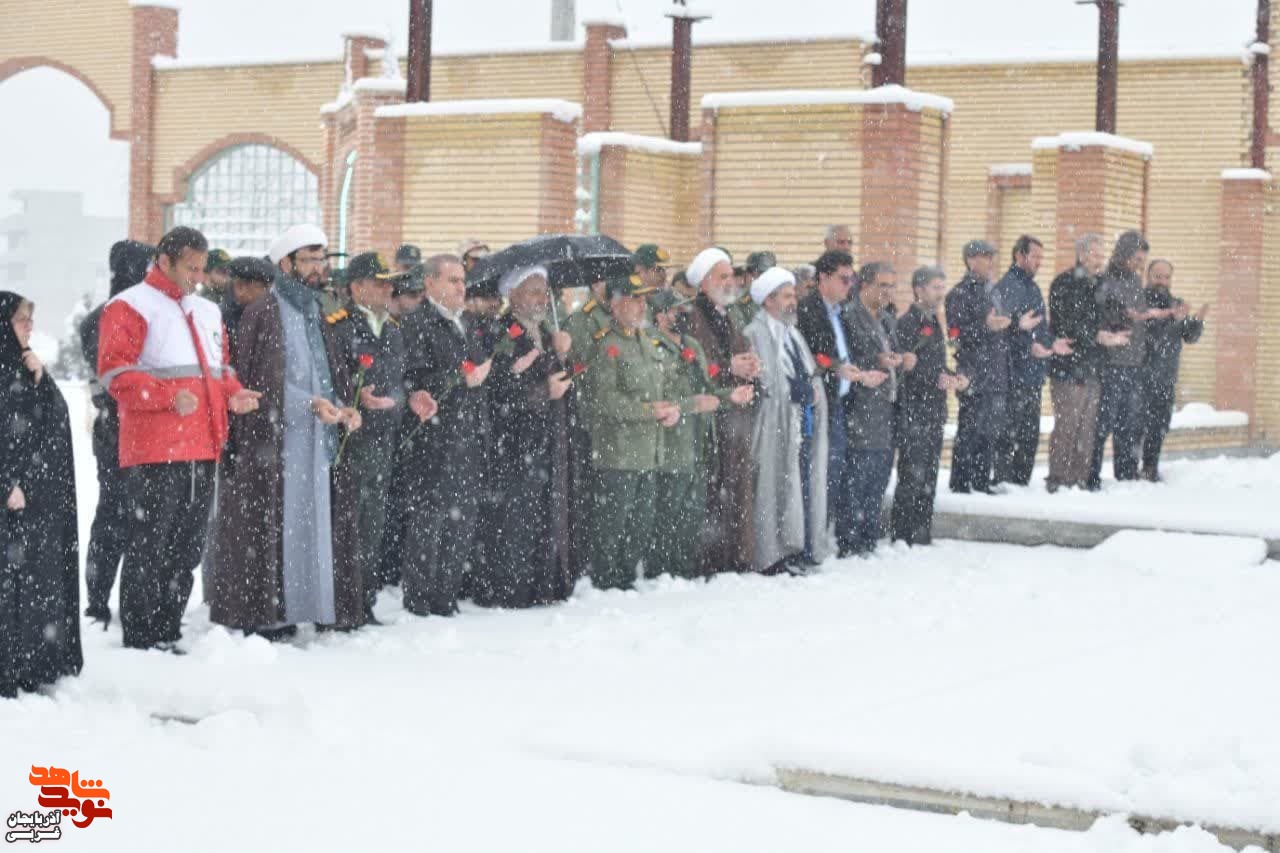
top-left (346, 251), bottom-right (405, 283)
top-left (648, 289), bottom-right (690, 314)
top-left (225, 255), bottom-right (276, 285)
top-left (205, 248), bottom-right (232, 273)
top-left (393, 263), bottom-right (425, 296)
top-left (394, 244), bottom-right (422, 266)
top-left (633, 243), bottom-right (671, 268)
top-left (962, 239), bottom-right (997, 259)
top-left (745, 251), bottom-right (777, 275)
top-left (605, 272), bottom-right (656, 300)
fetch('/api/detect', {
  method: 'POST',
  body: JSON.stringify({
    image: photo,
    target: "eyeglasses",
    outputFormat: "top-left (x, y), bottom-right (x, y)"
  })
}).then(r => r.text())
top-left (838, 274), bottom-right (856, 285)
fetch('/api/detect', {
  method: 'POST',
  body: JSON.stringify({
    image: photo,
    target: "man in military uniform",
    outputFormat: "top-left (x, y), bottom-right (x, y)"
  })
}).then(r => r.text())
top-left (199, 248), bottom-right (232, 305)
top-left (634, 243), bottom-right (671, 291)
top-left (564, 276), bottom-right (611, 355)
top-left (728, 250), bottom-right (774, 327)
top-left (389, 263), bottom-right (427, 319)
top-left (328, 252), bottom-right (436, 622)
top-left (394, 243), bottom-right (422, 273)
top-left (647, 290), bottom-right (752, 579)
top-left (583, 273), bottom-right (682, 590)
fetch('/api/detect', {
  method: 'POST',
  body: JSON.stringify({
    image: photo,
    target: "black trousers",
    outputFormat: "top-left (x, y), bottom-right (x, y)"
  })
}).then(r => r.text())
top-left (993, 382), bottom-right (1042, 486)
top-left (949, 391), bottom-right (1006, 493)
top-left (84, 415), bottom-right (130, 614)
top-left (1140, 381), bottom-right (1176, 474)
top-left (1089, 364), bottom-right (1144, 488)
top-left (402, 465), bottom-right (480, 617)
top-left (349, 432), bottom-right (396, 614)
top-left (891, 411), bottom-right (944, 546)
top-left (120, 461), bottom-right (215, 649)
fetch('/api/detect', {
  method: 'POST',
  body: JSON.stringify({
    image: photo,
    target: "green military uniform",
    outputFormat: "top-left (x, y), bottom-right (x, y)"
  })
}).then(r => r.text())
top-left (583, 274), bottom-right (677, 590)
top-left (564, 293), bottom-right (611, 357)
top-left (198, 248), bottom-right (232, 308)
top-left (646, 321), bottom-right (722, 581)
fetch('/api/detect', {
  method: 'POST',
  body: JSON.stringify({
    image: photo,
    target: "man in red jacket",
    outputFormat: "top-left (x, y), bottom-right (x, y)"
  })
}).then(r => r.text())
top-left (97, 226), bottom-right (261, 651)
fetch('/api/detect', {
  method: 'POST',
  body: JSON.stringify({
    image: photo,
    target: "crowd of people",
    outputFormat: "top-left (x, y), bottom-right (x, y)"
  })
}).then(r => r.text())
top-left (0, 220), bottom-right (1208, 696)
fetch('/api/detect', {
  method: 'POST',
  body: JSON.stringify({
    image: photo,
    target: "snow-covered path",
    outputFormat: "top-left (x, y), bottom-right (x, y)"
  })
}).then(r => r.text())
top-left (3, 384), bottom-right (1275, 852)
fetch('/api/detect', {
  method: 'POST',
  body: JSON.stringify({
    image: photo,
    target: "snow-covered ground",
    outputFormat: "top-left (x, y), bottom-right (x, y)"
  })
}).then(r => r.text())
top-left (2, 383), bottom-right (1275, 852)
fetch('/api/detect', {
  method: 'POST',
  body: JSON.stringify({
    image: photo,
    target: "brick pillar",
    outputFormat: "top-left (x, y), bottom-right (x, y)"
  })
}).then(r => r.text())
top-left (858, 101), bottom-right (950, 309)
top-left (1216, 170), bottom-right (1268, 432)
top-left (538, 113), bottom-right (580, 234)
top-left (344, 33), bottom-right (389, 82)
top-left (1032, 132), bottom-right (1153, 275)
top-left (128, 3), bottom-right (178, 241)
top-left (348, 85), bottom-right (406, 256)
top-left (594, 146), bottom-right (628, 237)
top-left (582, 21), bottom-right (626, 133)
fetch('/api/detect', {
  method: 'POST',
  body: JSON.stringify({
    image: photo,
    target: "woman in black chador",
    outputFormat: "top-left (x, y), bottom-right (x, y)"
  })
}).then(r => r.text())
top-left (0, 292), bottom-right (81, 698)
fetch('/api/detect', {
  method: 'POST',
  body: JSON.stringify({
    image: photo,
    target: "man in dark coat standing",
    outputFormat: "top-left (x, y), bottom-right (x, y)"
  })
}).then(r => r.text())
top-left (399, 253), bottom-right (494, 616)
top-left (484, 266), bottom-right (577, 607)
top-left (946, 240), bottom-right (1010, 494)
top-left (992, 235), bottom-right (1067, 487)
top-left (1140, 259), bottom-right (1208, 481)
top-left (330, 252), bottom-right (436, 623)
top-left (1089, 230), bottom-right (1152, 488)
top-left (892, 266), bottom-right (968, 545)
top-left (796, 250), bottom-right (865, 555)
top-left (210, 225), bottom-right (365, 637)
top-left (80, 239), bottom-right (153, 626)
top-left (684, 248), bottom-right (762, 575)
top-left (843, 262), bottom-right (899, 555)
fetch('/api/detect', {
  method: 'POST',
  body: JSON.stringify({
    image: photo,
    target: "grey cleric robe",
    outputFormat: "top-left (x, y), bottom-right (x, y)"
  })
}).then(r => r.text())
top-left (743, 312), bottom-right (831, 570)
top-left (210, 288), bottom-right (363, 630)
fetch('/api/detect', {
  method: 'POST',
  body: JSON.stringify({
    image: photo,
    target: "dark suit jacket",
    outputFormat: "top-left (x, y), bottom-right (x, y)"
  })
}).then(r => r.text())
top-left (797, 292), bottom-right (857, 413)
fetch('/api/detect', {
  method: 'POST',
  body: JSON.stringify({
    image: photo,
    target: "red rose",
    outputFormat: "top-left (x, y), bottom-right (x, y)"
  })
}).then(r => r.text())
top-left (815, 353), bottom-right (833, 369)
top-left (708, 363), bottom-right (722, 379)
top-left (507, 323), bottom-right (523, 339)
top-left (572, 362), bottom-right (587, 376)
top-left (948, 326), bottom-right (961, 340)
top-left (461, 359), bottom-right (477, 375)
top-left (921, 325), bottom-right (935, 338)
top-left (606, 345), bottom-right (620, 359)
top-left (680, 347), bottom-right (696, 363)
top-left (357, 353), bottom-right (375, 370)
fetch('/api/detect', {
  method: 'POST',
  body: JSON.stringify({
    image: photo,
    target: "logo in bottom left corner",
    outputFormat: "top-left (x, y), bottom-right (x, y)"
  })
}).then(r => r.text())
top-left (5, 765), bottom-right (113, 843)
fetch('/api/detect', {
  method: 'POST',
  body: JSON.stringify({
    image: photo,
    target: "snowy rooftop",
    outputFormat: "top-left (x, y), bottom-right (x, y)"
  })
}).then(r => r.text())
top-left (701, 85), bottom-right (954, 115)
top-left (577, 132), bottom-right (702, 157)
top-left (1031, 132), bottom-right (1155, 159)
top-left (375, 98), bottom-right (583, 124)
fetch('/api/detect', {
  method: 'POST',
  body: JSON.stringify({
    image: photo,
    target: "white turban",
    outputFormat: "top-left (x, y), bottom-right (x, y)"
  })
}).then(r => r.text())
top-left (498, 264), bottom-right (548, 298)
top-left (268, 224), bottom-right (328, 264)
top-left (750, 266), bottom-right (796, 305)
top-left (686, 247), bottom-right (731, 288)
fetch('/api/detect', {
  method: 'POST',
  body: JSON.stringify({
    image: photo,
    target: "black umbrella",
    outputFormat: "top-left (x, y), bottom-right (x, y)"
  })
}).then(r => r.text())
top-left (466, 234), bottom-right (634, 296)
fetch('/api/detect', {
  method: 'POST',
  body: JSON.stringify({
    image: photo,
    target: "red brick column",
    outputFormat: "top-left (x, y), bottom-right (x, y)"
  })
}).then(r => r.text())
top-left (348, 85), bottom-right (406, 256)
top-left (343, 33), bottom-right (389, 82)
top-left (582, 21), bottom-right (626, 134)
top-left (594, 146), bottom-right (628, 237)
top-left (696, 107), bottom-right (717, 247)
top-left (538, 113), bottom-right (580, 235)
top-left (1216, 170), bottom-right (1268, 431)
top-left (128, 3), bottom-right (178, 241)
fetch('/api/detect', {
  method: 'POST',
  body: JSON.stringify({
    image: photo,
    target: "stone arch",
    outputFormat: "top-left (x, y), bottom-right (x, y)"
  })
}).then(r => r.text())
top-left (160, 133), bottom-right (323, 205)
top-left (0, 57), bottom-right (126, 141)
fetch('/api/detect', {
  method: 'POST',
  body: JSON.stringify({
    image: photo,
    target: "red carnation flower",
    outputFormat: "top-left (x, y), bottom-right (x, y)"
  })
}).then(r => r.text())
top-left (606, 345), bottom-right (620, 359)
top-left (948, 326), bottom-right (961, 340)
top-left (358, 353), bottom-right (375, 370)
top-left (572, 362), bottom-right (587, 376)
top-left (708, 363), bottom-right (722, 379)
top-left (507, 323), bottom-right (523, 339)
top-left (680, 347), bottom-right (696, 363)
top-left (815, 353), bottom-right (833, 369)
top-left (461, 359), bottom-right (477, 375)
top-left (921, 325), bottom-right (935, 338)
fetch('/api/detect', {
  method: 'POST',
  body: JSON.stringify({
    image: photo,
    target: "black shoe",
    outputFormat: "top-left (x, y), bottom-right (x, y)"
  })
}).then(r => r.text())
top-left (249, 625), bottom-right (298, 642)
top-left (154, 641), bottom-right (187, 656)
top-left (85, 605), bottom-right (111, 629)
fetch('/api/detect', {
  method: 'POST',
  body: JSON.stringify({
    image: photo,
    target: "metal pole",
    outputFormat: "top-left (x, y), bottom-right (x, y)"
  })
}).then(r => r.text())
top-left (1095, 0), bottom-right (1120, 134)
top-left (407, 0), bottom-right (432, 103)
top-left (670, 16), bottom-right (693, 141)
top-left (873, 0), bottom-right (908, 88)
top-left (1253, 0), bottom-right (1271, 169)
